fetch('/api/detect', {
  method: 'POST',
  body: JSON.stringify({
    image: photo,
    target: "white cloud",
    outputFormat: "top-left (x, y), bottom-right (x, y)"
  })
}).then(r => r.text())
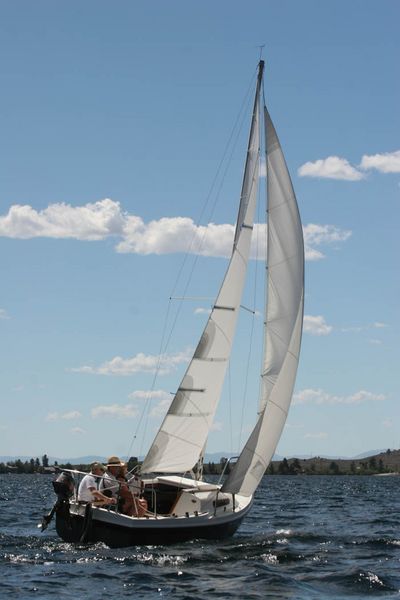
top-left (71, 350), bottom-right (191, 376)
top-left (360, 150), bottom-right (400, 173)
top-left (382, 419), bottom-right (392, 429)
top-left (341, 321), bottom-right (388, 334)
top-left (369, 339), bottom-right (383, 345)
top-left (304, 315), bottom-right (333, 336)
top-left (71, 427), bottom-right (85, 435)
top-left (46, 410), bottom-right (82, 421)
top-left (91, 404), bottom-right (138, 419)
top-left (0, 199), bottom-right (125, 240)
top-left (194, 307), bottom-right (212, 315)
top-left (150, 396), bottom-right (171, 418)
top-left (0, 200), bottom-right (351, 262)
top-left (304, 432), bottom-right (328, 439)
top-left (0, 308), bottom-right (10, 320)
top-left (303, 223), bottom-right (352, 261)
top-left (127, 389), bottom-right (172, 419)
top-left (298, 156), bottom-right (364, 181)
top-left (128, 389), bottom-right (168, 401)
top-left (293, 388), bottom-right (386, 406)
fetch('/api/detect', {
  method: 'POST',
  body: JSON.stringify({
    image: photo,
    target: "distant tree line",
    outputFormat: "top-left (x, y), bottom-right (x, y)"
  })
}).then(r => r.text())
top-left (1, 450), bottom-right (398, 476)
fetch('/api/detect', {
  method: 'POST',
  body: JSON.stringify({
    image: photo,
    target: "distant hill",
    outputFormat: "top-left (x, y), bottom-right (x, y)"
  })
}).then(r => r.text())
top-left (268, 449), bottom-right (400, 475)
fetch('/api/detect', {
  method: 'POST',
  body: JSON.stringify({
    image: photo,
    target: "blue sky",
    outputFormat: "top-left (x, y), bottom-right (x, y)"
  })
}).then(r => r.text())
top-left (0, 1), bottom-right (399, 460)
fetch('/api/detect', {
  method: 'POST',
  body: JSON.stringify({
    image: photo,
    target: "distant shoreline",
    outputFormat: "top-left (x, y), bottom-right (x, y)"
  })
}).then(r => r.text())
top-left (1, 448), bottom-right (399, 477)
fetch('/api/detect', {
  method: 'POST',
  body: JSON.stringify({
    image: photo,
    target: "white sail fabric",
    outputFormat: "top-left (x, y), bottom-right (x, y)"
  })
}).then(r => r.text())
top-left (222, 106), bottom-right (304, 496)
top-left (141, 67), bottom-right (263, 474)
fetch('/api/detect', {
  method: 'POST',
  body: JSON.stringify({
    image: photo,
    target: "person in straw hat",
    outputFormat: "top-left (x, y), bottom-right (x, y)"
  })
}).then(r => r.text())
top-left (99, 456), bottom-right (125, 499)
top-left (99, 456), bottom-right (148, 517)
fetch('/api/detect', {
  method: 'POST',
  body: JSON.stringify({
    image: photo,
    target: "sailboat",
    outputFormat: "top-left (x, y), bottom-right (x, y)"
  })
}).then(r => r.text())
top-left (48, 60), bottom-right (304, 547)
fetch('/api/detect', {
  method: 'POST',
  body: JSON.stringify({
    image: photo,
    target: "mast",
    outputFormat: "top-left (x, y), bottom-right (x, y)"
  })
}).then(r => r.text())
top-left (141, 65), bottom-right (263, 475)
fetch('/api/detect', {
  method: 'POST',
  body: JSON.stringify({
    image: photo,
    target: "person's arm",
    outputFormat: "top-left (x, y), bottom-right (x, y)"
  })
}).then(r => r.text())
top-left (88, 486), bottom-right (117, 505)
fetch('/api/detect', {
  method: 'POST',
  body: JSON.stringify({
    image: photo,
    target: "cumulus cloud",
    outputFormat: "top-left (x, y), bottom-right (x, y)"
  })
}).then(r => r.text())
top-left (360, 150), bottom-right (400, 173)
top-left (0, 199), bottom-right (351, 262)
top-left (303, 315), bottom-right (333, 336)
top-left (298, 156), bottom-right (364, 181)
top-left (303, 223), bottom-right (352, 261)
top-left (298, 150), bottom-right (400, 181)
top-left (293, 388), bottom-right (386, 406)
top-left (71, 350), bottom-right (191, 376)
top-left (0, 308), bottom-right (10, 320)
top-left (127, 389), bottom-right (172, 418)
top-left (91, 404), bottom-right (138, 419)
top-left (0, 199), bottom-right (125, 240)
top-left (46, 410), bottom-right (82, 421)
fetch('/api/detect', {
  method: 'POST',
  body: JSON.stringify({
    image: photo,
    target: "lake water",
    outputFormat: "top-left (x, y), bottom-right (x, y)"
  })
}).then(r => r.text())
top-left (0, 474), bottom-right (399, 599)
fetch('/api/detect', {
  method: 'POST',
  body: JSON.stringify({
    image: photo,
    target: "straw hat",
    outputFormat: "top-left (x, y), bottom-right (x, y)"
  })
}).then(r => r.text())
top-left (106, 456), bottom-right (125, 467)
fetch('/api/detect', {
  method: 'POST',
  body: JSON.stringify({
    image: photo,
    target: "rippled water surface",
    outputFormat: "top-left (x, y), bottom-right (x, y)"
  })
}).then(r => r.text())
top-left (1, 474), bottom-right (399, 598)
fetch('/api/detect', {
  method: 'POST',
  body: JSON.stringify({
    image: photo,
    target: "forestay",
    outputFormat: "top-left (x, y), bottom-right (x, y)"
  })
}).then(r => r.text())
top-left (141, 64), bottom-right (264, 474)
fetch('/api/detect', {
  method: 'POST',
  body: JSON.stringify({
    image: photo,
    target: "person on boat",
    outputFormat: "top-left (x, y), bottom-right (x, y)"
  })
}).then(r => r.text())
top-left (99, 456), bottom-right (124, 500)
top-left (77, 462), bottom-right (117, 506)
top-left (100, 456), bottom-right (147, 517)
top-left (118, 464), bottom-right (148, 517)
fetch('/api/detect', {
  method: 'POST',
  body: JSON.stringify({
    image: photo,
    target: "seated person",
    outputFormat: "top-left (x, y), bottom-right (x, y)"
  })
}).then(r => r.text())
top-left (77, 462), bottom-right (116, 506)
top-left (123, 466), bottom-right (148, 517)
top-left (99, 456), bottom-right (124, 500)
top-left (99, 456), bottom-right (148, 517)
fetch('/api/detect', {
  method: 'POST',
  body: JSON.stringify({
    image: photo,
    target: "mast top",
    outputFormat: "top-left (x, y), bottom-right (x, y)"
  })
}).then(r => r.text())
top-left (258, 60), bottom-right (265, 82)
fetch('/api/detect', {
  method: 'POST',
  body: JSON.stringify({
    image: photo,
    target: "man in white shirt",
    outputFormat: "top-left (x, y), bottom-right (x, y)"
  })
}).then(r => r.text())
top-left (77, 462), bottom-right (116, 506)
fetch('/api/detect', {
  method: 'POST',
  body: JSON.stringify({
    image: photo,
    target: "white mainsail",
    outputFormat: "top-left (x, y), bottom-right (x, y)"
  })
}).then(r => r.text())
top-left (222, 105), bottom-right (304, 497)
top-left (141, 64), bottom-right (264, 474)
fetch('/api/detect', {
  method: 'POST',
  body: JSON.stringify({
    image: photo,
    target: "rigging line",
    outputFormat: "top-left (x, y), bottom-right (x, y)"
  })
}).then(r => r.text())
top-left (227, 360), bottom-right (233, 456)
top-left (155, 73), bottom-right (259, 363)
top-left (125, 298), bottom-right (174, 460)
top-left (168, 68), bottom-right (258, 302)
top-left (129, 66), bottom-right (260, 462)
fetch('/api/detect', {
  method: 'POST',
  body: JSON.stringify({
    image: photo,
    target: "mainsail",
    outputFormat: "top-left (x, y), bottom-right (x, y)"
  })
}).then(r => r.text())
top-left (222, 104), bottom-right (304, 496)
top-left (141, 63), bottom-right (264, 474)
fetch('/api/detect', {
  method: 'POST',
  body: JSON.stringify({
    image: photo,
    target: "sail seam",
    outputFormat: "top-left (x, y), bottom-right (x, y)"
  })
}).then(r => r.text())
top-left (264, 397), bottom-right (288, 416)
top-left (268, 251), bottom-right (302, 270)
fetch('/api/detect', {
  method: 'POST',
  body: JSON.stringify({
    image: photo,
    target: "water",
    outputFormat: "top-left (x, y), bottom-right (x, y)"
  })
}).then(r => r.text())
top-left (0, 474), bottom-right (399, 599)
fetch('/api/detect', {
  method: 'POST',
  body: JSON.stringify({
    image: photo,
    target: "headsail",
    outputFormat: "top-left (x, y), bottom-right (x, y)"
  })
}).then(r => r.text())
top-left (222, 103), bottom-right (304, 497)
top-left (141, 63), bottom-right (264, 474)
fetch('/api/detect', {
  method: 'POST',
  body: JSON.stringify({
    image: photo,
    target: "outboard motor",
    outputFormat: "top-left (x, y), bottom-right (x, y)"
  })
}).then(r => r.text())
top-left (40, 472), bottom-right (75, 532)
top-left (52, 471), bottom-right (75, 500)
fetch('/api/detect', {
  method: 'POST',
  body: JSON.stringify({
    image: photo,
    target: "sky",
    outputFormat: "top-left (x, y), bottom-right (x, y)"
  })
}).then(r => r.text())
top-left (0, 1), bottom-right (399, 461)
